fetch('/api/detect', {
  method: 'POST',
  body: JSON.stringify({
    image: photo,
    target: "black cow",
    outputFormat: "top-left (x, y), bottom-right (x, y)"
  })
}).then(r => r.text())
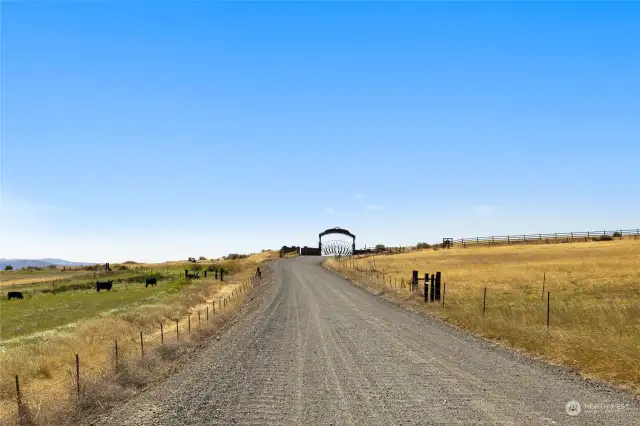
top-left (186, 273), bottom-right (200, 280)
top-left (96, 280), bottom-right (113, 292)
top-left (145, 277), bottom-right (157, 287)
top-left (7, 291), bottom-right (23, 300)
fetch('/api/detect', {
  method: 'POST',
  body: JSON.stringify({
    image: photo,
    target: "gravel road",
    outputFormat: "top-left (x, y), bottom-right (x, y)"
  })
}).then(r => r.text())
top-left (95, 257), bottom-right (640, 425)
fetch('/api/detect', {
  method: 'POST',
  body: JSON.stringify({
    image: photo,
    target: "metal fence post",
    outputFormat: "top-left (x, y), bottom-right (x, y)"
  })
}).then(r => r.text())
top-left (75, 354), bottom-right (80, 400)
top-left (15, 375), bottom-right (23, 421)
top-left (547, 291), bottom-right (550, 336)
top-left (483, 287), bottom-right (487, 316)
top-left (442, 283), bottom-right (446, 307)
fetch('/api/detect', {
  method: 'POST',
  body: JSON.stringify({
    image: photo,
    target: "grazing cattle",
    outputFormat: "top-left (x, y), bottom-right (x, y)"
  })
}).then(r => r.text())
top-left (186, 273), bottom-right (200, 280)
top-left (7, 291), bottom-right (24, 300)
top-left (96, 280), bottom-right (113, 292)
top-left (145, 277), bottom-right (157, 287)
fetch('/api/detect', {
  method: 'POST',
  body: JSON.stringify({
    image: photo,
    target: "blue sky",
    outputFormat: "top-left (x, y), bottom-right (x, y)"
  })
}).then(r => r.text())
top-left (1, 2), bottom-right (639, 262)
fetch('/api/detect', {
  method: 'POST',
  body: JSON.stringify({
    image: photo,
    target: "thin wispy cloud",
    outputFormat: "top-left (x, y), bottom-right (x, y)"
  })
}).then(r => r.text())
top-left (353, 193), bottom-right (364, 200)
top-left (475, 204), bottom-right (496, 214)
top-left (365, 204), bottom-right (381, 211)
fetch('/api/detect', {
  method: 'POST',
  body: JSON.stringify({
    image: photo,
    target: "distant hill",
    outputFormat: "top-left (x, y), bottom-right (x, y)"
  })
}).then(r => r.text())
top-left (0, 258), bottom-right (95, 270)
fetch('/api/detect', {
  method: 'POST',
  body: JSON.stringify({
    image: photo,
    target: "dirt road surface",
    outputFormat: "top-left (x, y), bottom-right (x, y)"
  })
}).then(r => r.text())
top-left (95, 257), bottom-right (640, 425)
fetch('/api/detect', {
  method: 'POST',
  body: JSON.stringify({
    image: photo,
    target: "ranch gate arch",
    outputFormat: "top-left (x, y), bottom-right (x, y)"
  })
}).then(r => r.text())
top-left (319, 227), bottom-right (356, 255)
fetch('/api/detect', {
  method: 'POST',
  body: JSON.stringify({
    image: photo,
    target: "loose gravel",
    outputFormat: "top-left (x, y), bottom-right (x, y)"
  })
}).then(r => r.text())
top-left (93, 257), bottom-right (640, 425)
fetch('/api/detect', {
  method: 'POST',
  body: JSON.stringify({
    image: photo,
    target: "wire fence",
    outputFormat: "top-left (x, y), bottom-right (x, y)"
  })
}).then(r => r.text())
top-left (0, 268), bottom-right (231, 300)
top-left (5, 272), bottom-right (265, 425)
top-left (333, 258), bottom-right (561, 339)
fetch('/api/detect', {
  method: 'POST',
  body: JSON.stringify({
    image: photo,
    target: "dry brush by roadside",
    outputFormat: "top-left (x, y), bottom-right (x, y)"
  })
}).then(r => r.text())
top-left (326, 239), bottom-right (640, 395)
top-left (0, 258), bottom-right (273, 425)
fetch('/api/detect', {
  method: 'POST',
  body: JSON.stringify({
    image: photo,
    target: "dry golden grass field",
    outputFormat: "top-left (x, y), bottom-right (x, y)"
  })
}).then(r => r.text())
top-left (327, 238), bottom-right (640, 395)
top-left (0, 270), bottom-right (91, 288)
top-left (0, 252), bottom-right (275, 425)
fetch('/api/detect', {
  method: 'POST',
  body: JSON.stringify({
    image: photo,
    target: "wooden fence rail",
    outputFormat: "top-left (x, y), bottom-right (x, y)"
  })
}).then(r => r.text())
top-left (450, 228), bottom-right (640, 248)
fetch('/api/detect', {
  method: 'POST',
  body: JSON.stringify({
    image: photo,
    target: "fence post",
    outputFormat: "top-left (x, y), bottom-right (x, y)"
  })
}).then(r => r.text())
top-left (207, 306), bottom-right (209, 322)
top-left (15, 375), bottom-right (23, 421)
top-left (160, 323), bottom-right (164, 345)
top-left (198, 311), bottom-right (201, 326)
top-left (434, 272), bottom-right (441, 301)
top-left (442, 283), bottom-right (446, 307)
top-left (114, 339), bottom-right (119, 371)
top-left (547, 291), bottom-right (550, 336)
top-left (483, 288), bottom-right (487, 316)
top-left (188, 314), bottom-right (191, 334)
top-left (176, 319), bottom-right (179, 341)
top-left (140, 331), bottom-right (144, 358)
top-left (411, 270), bottom-right (418, 292)
top-left (424, 273), bottom-right (428, 302)
top-left (430, 273), bottom-right (435, 302)
top-left (75, 354), bottom-right (80, 400)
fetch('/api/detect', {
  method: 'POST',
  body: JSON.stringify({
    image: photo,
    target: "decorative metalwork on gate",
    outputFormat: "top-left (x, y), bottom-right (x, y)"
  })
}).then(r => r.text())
top-left (319, 227), bottom-right (356, 254)
top-left (321, 239), bottom-right (353, 256)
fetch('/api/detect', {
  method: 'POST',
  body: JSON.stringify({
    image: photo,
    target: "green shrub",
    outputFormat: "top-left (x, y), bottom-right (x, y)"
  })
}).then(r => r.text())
top-left (226, 253), bottom-right (248, 260)
top-left (4, 265), bottom-right (13, 271)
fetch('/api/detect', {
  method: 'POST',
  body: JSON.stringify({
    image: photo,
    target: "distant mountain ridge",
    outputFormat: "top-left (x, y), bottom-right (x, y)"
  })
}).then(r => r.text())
top-left (0, 258), bottom-right (95, 270)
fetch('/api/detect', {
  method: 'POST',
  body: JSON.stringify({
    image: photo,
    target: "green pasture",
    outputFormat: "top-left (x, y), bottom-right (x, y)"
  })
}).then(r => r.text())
top-left (0, 264), bottom-right (234, 342)
top-left (0, 278), bottom-right (192, 340)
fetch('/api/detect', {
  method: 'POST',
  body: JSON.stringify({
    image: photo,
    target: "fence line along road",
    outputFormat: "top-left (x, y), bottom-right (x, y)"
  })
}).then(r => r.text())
top-left (450, 228), bottom-right (640, 248)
